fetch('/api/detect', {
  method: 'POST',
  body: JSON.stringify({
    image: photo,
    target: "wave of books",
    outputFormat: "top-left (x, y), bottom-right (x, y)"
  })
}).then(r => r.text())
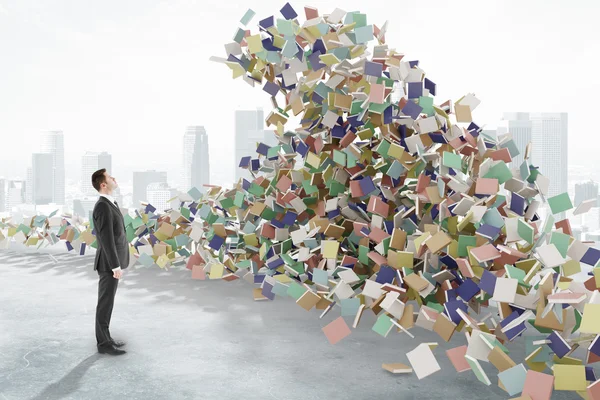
top-left (2, 4), bottom-right (600, 398)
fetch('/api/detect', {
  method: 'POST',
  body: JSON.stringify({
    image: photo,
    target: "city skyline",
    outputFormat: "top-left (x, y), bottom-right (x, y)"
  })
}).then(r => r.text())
top-left (1, 0), bottom-right (598, 179)
top-left (6, 104), bottom-right (600, 246)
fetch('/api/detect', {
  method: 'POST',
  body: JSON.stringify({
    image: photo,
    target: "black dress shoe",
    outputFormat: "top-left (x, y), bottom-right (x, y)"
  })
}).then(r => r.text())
top-left (110, 339), bottom-right (126, 348)
top-left (98, 344), bottom-right (126, 355)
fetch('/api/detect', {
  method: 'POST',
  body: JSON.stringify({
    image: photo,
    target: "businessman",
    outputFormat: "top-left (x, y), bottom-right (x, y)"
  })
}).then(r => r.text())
top-left (91, 168), bottom-right (130, 356)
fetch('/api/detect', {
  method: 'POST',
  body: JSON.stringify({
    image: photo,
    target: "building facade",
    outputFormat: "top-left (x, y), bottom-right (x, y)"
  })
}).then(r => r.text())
top-left (234, 108), bottom-right (277, 182)
top-left (501, 112), bottom-right (532, 168)
top-left (147, 182), bottom-right (178, 214)
top-left (40, 131), bottom-right (65, 205)
top-left (82, 151), bottom-right (112, 196)
top-left (132, 170), bottom-right (168, 208)
top-left (182, 126), bottom-right (210, 194)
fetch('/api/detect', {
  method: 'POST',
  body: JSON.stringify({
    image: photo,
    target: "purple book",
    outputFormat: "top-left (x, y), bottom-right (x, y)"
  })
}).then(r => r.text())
top-left (280, 2), bottom-right (298, 19)
top-left (407, 82), bottom-right (422, 99)
top-left (261, 281), bottom-right (275, 300)
top-left (476, 224), bottom-right (501, 240)
top-left (263, 81), bottom-right (280, 97)
top-left (208, 235), bottom-right (224, 250)
top-left (479, 269), bottom-right (497, 295)
top-left (401, 101), bottom-right (423, 120)
top-left (364, 61), bottom-right (383, 77)
top-left (510, 192), bottom-right (525, 216)
top-left (456, 278), bottom-right (480, 301)
top-left (547, 331), bottom-right (571, 358)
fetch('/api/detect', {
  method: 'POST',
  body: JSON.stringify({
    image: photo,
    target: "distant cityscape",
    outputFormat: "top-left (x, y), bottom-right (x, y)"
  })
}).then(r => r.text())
top-left (0, 107), bottom-right (277, 220)
top-left (1, 108), bottom-right (599, 243)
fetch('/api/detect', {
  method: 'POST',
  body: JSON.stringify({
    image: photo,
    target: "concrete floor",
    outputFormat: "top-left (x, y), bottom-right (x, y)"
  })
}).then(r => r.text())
top-left (0, 247), bottom-right (576, 400)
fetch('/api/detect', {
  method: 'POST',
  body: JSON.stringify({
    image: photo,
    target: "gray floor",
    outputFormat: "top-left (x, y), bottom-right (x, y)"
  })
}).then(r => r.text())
top-left (0, 248), bottom-right (577, 400)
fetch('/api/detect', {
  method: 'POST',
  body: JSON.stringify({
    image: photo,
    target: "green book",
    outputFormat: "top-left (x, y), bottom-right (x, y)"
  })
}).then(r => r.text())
top-left (286, 281), bottom-right (307, 300)
top-left (518, 218), bottom-right (534, 244)
top-left (372, 314), bottom-right (394, 337)
top-left (548, 192), bottom-right (573, 214)
top-left (458, 235), bottom-right (477, 257)
top-left (550, 231), bottom-right (571, 257)
top-left (442, 151), bottom-right (462, 170)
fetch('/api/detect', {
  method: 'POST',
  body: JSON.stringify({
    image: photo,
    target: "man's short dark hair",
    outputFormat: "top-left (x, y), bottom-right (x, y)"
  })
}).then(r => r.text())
top-left (91, 168), bottom-right (107, 192)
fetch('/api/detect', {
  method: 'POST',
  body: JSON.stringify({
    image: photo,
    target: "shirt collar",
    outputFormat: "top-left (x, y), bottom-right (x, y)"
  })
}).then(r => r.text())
top-left (99, 193), bottom-right (116, 204)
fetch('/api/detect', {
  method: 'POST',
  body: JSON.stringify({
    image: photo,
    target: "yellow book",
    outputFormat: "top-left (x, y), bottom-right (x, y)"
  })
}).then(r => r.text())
top-left (388, 250), bottom-right (413, 269)
top-left (413, 232), bottom-right (431, 251)
top-left (553, 364), bottom-right (586, 391)
top-left (243, 233), bottom-right (259, 247)
top-left (246, 34), bottom-right (263, 53)
top-left (305, 152), bottom-right (321, 169)
top-left (580, 303), bottom-right (600, 334)
top-left (209, 263), bottom-right (224, 279)
top-left (388, 143), bottom-right (404, 160)
top-left (274, 274), bottom-right (291, 283)
top-left (322, 240), bottom-right (339, 259)
top-left (156, 254), bottom-right (169, 268)
top-left (319, 53), bottom-right (340, 67)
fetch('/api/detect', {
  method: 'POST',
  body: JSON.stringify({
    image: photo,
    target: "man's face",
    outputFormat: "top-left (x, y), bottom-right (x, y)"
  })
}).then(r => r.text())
top-left (103, 172), bottom-right (118, 191)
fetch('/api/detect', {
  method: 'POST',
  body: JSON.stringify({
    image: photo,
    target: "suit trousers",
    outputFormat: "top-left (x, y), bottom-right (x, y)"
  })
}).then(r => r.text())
top-left (95, 272), bottom-right (119, 346)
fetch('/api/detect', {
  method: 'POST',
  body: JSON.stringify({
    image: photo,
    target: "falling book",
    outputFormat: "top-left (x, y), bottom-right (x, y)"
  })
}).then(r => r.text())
top-left (353, 304), bottom-right (366, 328)
top-left (382, 363), bottom-right (412, 374)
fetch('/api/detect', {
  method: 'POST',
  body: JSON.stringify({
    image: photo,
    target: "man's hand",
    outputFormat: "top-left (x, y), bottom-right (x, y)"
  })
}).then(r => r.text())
top-left (113, 269), bottom-right (123, 279)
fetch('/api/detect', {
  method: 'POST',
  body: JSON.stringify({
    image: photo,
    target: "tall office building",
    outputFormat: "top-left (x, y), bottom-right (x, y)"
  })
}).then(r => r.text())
top-left (182, 126), bottom-right (210, 193)
top-left (501, 113), bottom-right (532, 168)
top-left (529, 113), bottom-right (568, 199)
top-left (132, 170), bottom-right (167, 208)
top-left (26, 167), bottom-right (33, 204)
top-left (5, 179), bottom-right (25, 214)
top-left (81, 151), bottom-right (112, 195)
top-left (234, 108), bottom-right (278, 182)
top-left (147, 182), bottom-right (178, 214)
top-left (40, 131), bottom-right (65, 205)
top-left (32, 153), bottom-right (54, 205)
top-left (575, 181), bottom-right (598, 207)
top-left (0, 178), bottom-right (5, 212)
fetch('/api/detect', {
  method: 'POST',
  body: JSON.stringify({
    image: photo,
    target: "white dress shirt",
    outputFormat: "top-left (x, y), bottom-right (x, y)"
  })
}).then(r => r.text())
top-left (98, 193), bottom-right (121, 272)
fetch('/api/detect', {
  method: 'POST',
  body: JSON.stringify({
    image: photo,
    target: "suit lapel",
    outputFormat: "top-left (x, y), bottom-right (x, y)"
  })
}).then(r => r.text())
top-left (100, 196), bottom-right (119, 212)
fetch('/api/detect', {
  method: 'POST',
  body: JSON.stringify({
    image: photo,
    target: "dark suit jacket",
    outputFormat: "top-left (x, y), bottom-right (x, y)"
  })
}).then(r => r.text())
top-left (92, 196), bottom-right (130, 273)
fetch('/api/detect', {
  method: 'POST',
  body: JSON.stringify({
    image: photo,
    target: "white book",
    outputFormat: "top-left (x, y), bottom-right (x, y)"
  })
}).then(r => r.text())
top-left (406, 343), bottom-right (441, 380)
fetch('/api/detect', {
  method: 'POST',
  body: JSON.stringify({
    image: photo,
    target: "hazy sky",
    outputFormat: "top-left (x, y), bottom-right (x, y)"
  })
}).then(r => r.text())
top-left (0, 0), bottom-right (599, 185)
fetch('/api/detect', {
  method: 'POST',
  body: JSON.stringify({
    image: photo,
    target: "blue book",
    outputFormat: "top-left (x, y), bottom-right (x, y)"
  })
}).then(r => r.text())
top-left (547, 331), bottom-right (571, 358)
top-left (476, 224), bottom-right (501, 241)
top-left (589, 334), bottom-right (600, 357)
top-left (510, 192), bottom-right (526, 216)
top-left (238, 156), bottom-right (251, 168)
top-left (261, 281), bottom-right (275, 300)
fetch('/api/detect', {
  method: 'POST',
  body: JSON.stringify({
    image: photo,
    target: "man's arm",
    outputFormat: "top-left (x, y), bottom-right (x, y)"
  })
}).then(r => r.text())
top-left (93, 202), bottom-right (121, 271)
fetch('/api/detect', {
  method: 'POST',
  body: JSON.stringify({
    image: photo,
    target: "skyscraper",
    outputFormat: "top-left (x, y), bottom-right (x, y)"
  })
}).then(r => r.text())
top-left (5, 179), bottom-right (25, 214)
top-left (234, 108), bottom-right (276, 182)
top-left (132, 170), bottom-right (167, 208)
top-left (501, 112), bottom-right (532, 168)
top-left (40, 131), bottom-right (65, 205)
top-left (0, 178), bottom-right (6, 212)
top-left (82, 151), bottom-right (112, 195)
top-left (147, 182), bottom-right (178, 213)
top-left (25, 167), bottom-right (33, 204)
top-left (529, 113), bottom-right (568, 199)
top-left (32, 153), bottom-right (54, 205)
top-left (182, 126), bottom-right (210, 193)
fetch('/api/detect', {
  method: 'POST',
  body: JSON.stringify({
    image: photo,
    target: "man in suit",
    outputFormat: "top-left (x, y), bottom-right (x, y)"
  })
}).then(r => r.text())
top-left (91, 168), bottom-right (130, 356)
